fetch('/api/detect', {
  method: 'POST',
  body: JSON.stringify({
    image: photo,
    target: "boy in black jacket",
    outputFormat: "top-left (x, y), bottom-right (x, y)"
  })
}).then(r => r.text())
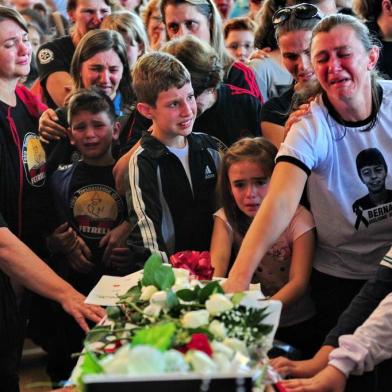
top-left (125, 52), bottom-right (222, 265)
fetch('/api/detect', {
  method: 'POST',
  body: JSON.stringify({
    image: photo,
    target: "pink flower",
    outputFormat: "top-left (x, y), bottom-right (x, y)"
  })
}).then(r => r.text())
top-left (170, 251), bottom-right (214, 280)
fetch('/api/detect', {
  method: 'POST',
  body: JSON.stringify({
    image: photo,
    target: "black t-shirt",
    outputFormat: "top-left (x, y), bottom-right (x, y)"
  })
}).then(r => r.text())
top-left (36, 35), bottom-right (75, 109)
top-left (194, 84), bottom-right (262, 146)
top-left (366, 21), bottom-right (392, 79)
top-left (52, 162), bottom-right (127, 293)
top-left (0, 212), bottom-right (5, 227)
top-left (260, 87), bottom-right (294, 126)
top-left (0, 97), bottom-right (51, 254)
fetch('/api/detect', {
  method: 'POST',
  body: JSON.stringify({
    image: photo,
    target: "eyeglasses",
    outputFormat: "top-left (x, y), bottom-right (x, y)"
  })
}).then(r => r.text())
top-left (272, 3), bottom-right (321, 26)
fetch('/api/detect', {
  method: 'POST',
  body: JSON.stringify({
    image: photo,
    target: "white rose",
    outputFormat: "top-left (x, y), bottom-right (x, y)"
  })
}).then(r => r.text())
top-left (172, 281), bottom-right (191, 292)
top-left (211, 341), bottom-right (234, 359)
top-left (205, 293), bottom-right (233, 316)
top-left (127, 345), bottom-right (165, 374)
top-left (100, 344), bottom-right (130, 374)
top-left (150, 290), bottom-right (168, 307)
top-left (185, 350), bottom-right (217, 373)
top-left (143, 303), bottom-right (162, 318)
top-left (208, 320), bottom-right (227, 340)
top-left (212, 352), bottom-right (231, 373)
top-left (163, 350), bottom-right (189, 372)
top-left (140, 285), bottom-right (158, 301)
top-left (173, 268), bottom-right (190, 282)
top-left (181, 309), bottom-right (209, 328)
top-left (223, 337), bottom-right (248, 356)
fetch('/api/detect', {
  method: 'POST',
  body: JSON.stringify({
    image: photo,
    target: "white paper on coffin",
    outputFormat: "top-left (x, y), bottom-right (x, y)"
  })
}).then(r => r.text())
top-left (85, 271), bottom-right (263, 307)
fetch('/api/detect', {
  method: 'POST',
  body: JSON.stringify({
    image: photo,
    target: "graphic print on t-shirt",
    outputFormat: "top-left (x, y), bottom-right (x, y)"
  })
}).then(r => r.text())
top-left (352, 148), bottom-right (392, 230)
top-left (22, 133), bottom-right (46, 187)
top-left (70, 184), bottom-right (124, 239)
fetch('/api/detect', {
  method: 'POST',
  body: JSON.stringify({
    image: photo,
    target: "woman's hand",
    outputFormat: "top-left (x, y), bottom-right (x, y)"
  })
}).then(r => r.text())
top-left (249, 47), bottom-right (272, 61)
top-left (284, 103), bottom-right (312, 139)
top-left (58, 289), bottom-right (106, 332)
top-left (39, 108), bottom-right (68, 143)
top-left (221, 276), bottom-right (249, 293)
top-left (281, 365), bottom-right (347, 392)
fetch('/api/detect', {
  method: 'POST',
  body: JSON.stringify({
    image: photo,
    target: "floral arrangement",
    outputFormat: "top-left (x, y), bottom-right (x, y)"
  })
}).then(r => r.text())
top-left (76, 254), bottom-right (275, 390)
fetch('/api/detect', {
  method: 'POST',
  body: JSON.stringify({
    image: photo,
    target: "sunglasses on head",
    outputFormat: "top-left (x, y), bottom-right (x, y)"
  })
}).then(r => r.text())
top-left (272, 3), bottom-right (321, 26)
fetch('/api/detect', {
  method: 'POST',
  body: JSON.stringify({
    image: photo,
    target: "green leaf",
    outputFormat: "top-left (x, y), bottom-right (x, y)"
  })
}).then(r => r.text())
top-left (166, 290), bottom-right (180, 309)
top-left (154, 264), bottom-right (175, 290)
top-left (84, 326), bottom-right (112, 344)
top-left (132, 322), bottom-right (176, 351)
top-left (106, 306), bottom-right (122, 320)
top-left (198, 281), bottom-right (224, 304)
top-left (119, 285), bottom-right (141, 303)
top-left (176, 288), bottom-right (197, 302)
top-left (142, 254), bottom-right (163, 286)
top-left (81, 350), bottom-right (103, 375)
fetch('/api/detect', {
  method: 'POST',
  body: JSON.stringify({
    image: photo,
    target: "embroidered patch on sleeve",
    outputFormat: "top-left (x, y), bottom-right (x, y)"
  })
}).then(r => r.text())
top-left (38, 48), bottom-right (54, 65)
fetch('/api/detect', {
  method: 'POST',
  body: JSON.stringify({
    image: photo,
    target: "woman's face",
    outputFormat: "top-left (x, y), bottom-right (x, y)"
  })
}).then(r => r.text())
top-left (279, 29), bottom-right (314, 88)
top-left (69, 0), bottom-right (111, 37)
top-left (122, 35), bottom-right (141, 69)
top-left (0, 19), bottom-right (31, 80)
top-left (164, 3), bottom-right (211, 43)
top-left (80, 49), bottom-right (124, 99)
top-left (28, 26), bottom-right (41, 56)
top-left (147, 9), bottom-right (166, 46)
top-left (311, 25), bottom-right (378, 106)
top-left (120, 0), bottom-right (141, 11)
top-left (228, 160), bottom-right (270, 218)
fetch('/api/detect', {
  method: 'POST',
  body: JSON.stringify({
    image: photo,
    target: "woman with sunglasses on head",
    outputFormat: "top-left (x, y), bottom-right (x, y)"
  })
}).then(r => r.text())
top-left (250, 0), bottom-right (293, 101)
top-left (160, 0), bottom-right (263, 101)
top-left (260, 3), bottom-right (320, 147)
top-left (224, 13), bottom-right (392, 389)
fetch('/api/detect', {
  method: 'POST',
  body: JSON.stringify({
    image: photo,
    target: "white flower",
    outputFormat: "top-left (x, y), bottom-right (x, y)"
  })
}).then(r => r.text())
top-left (100, 344), bottom-right (130, 374)
top-left (185, 350), bottom-right (217, 373)
top-left (173, 268), bottom-right (190, 282)
top-left (163, 350), bottom-right (189, 372)
top-left (140, 285), bottom-right (158, 301)
top-left (172, 282), bottom-right (191, 292)
top-left (150, 291), bottom-right (168, 307)
top-left (208, 320), bottom-right (227, 340)
top-left (212, 352), bottom-right (231, 373)
top-left (211, 341), bottom-right (234, 360)
top-left (143, 303), bottom-right (162, 318)
top-left (181, 309), bottom-right (209, 328)
top-left (127, 346), bottom-right (165, 374)
top-left (205, 293), bottom-right (233, 316)
top-left (223, 337), bottom-right (248, 356)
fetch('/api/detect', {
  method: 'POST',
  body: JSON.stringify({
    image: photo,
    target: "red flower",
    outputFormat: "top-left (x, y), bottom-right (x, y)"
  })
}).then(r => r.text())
top-left (177, 333), bottom-right (213, 356)
top-left (170, 251), bottom-right (214, 280)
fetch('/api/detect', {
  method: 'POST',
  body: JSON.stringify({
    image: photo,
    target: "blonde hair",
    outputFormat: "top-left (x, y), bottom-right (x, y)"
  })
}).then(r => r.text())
top-left (101, 10), bottom-right (149, 54)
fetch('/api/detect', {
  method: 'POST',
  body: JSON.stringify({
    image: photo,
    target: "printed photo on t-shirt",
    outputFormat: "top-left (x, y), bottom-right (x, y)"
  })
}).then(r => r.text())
top-left (353, 148), bottom-right (392, 229)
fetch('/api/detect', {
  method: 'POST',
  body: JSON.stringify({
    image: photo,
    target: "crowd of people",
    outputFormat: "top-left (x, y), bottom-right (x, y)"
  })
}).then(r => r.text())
top-left (1, 0), bottom-right (392, 390)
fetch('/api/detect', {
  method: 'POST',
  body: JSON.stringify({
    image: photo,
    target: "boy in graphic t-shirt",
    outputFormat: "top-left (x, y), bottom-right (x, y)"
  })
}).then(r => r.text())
top-left (47, 89), bottom-right (132, 380)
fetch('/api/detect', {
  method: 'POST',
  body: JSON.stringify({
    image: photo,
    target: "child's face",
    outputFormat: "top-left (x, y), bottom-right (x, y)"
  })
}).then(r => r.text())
top-left (225, 30), bottom-right (254, 64)
top-left (360, 164), bottom-right (387, 193)
top-left (228, 160), bottom-right (270, 217)
top-left (70, 110), bottom-right (119, 164)
top-left (140, 82), bottom-right (197, 147)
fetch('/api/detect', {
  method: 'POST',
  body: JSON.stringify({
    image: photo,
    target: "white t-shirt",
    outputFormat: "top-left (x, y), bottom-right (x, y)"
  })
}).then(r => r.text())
top-left (167, 141), bottom-right (193, 193)
top-left (214, 205), bottom-right (316, 327)
top-left (277, 80), bottom-right (392, 280)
